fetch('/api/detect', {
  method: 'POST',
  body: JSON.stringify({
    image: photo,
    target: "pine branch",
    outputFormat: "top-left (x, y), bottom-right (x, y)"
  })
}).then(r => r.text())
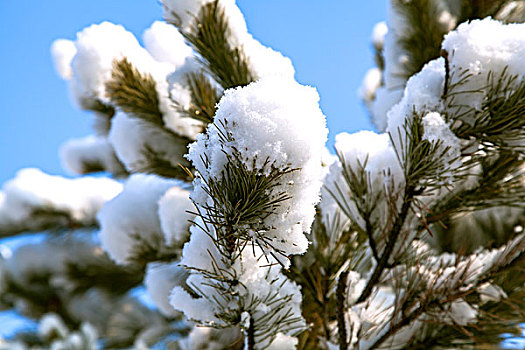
top-left (0, 207), bottom-right (98, 238)
top-left (78, 97), bottom-right (116, 119)
top-left (135, 142), bottom-right (193, 181)
top-left (127, 232), bottom-right (181, 267)
top-left (183, 71), bottom-right (221, 124)
top-left (106, 58), bottom-right (165, 127)
top-left (183, 0), bottom-right (254, 89)
top-left (357, 184), bottom-right (416, 303)
top-left (393, 0), bottom-right (449, 81)
top-left (336, 271), bottom-right (349, 350)
top-left (451, 68), bottom-right (525, 148)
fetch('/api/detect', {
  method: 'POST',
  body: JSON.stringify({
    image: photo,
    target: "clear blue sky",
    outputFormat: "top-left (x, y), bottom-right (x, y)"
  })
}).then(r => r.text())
top-left (0, 0), bottom-right (387, 184)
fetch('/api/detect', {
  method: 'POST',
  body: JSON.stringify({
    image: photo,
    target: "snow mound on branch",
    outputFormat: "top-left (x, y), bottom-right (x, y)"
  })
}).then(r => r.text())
top-left (187, 77), bottom-right (328, 257)
top-left (158, 186), bottom-right (194, 246)
top-left (442, 18), bottom-right (525, 111)
top-left (51, 39), bottom-right (76, 80)
top-left (143, 21), bottom-right (193, 68)
top-left (53, 21), bottom-right (201, 139)
top-left (98, 174), bottom-right (176, 264)
top-left (386, 58), bottom-right (445, 138)
top-left (108, 112), bottom-right (190, 174)
top-left (145, 262), bottom-right (187, 317)
top-left (323, 131), bottom-right (402, 230)
top-left (0, 169), bottom-right (122, 230)
top-left (59, 135), bottom-right (122, 175)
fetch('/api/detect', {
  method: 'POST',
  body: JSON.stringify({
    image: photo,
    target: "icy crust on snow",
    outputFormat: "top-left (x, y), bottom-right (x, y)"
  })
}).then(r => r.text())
top-left (59, 135), bottom-right (123, 175)
top-left (442, 18), bottom-right (525, 112)
top-left (98, 174), bottom-right (176, 264)
top-left (187, 77), bottom-right (328, 257)
top-left (161, 0), bottom-right (295, 81)
top-left (108, 112), bottom-right (190, 174)
top-left (158, 186), bottom-right (195, 246)
top-left (52, 21), bottom-right (201, 139)
top-left (0, 169), bottom-right (122, 233)
top-left (170, 220), bottom-right (305, 348)
top-left (145, 262), bottom-right (188, 317)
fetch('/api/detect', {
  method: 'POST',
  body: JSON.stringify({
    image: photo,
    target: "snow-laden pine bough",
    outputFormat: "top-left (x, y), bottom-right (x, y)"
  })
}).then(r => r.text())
top-left (1, 0), bottom-right (525, 349)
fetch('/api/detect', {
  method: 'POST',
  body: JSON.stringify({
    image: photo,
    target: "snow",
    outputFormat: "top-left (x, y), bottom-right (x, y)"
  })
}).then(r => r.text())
top-left (177, 327), bottom-right (241, 350)
top-left (0, 169), bottom-right (122, 232)
top-left (38, 313), bottom-right (69, 340)
top-left (171, 77), bottom-right (327, 346)
top-left (323, 131), bottom-right (403, 229)
top-left (187, 77), bottom-right (327, 258)
top-left (386, 58), bottom-right (445, 140)
top-left (372, 21), bottom-right (388, 51)
top-left (422, 112), bottom-right (461, 174)
top-left (51, 39), bottom-right (77, 80)
top-left (59, 135), bottom-right (122, 175)
top-left (162, 0), bottom-right (295, 81)
top-left (359, 67), bottom-right (382, 110)
top-left (108, 112), bottom-right (190, 174)
top-left (171, 221), bottom-right (306, 347)
top-left (157, 186), bottom-right (194, 246)
top-left (442, 18), bottom-right (525, 113)
top-left (70, 22), bottom-right (163, 104)
top-left (97, 174), bottom-right (176, 264)
top-left (370, 87), bottom-right (403, 132)
top-left (143, 21), bottom-right (193, 68)
top-left (54, 21), bottom-right (202, 140)
top-left (145, 262), bottom-right (187, 317)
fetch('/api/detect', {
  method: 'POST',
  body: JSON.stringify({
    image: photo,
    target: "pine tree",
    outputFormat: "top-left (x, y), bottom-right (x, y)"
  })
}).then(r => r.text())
top-left (1, 0), bottom-right (525, 349)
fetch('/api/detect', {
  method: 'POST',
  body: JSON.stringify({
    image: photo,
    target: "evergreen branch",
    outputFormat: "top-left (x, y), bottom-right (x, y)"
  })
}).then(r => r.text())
top-left (453, 68), bottom-right (525, 147)
top-left (248, 314), bottom-right (256, 350)
top-left (393, 0), bottom-right (449, 81)
top-left (337, 271), bottom-right (349, 350)
top-left (427, 151), bottom-right (525, 227)
top-left (357, 184), bottom-right (416, 303)
top-left (183, 0), bottom-right (254, 89)
top-left (135, 142), bottom-right (194, 181)
top-left (0, 208), bottom-right (98, 238)
top-left (78, 97), bottom-right (116, 119)
top-left (65, 251), bottom-right (144, 295)
top-left (183, 71), bottom-right (221, 124)
top-left (459, 0), bottom-right (513, 23)
top-left (127, 232), bottom-right (181, 267)
top-left (106, 57), bottom-right (164, 126)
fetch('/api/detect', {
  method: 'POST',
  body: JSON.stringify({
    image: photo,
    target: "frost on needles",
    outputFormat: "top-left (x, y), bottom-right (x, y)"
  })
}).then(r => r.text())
top-left (1, 0), bottom-right (525, 349)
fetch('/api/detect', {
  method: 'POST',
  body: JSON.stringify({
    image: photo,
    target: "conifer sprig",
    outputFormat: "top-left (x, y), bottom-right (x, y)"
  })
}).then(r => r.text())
top-left (184, 71), bottom-right (221, 124)
top-left (182, 1), bottom-right (254, 89)
top-left (392, 0), bottom-right (448, 82)
top-left (106, 58), bottom-right (165, 127)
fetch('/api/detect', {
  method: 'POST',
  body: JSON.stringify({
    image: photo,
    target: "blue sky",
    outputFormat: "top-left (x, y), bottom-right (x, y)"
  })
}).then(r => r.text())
top-left (0, 0), bottom-right (387, 184)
